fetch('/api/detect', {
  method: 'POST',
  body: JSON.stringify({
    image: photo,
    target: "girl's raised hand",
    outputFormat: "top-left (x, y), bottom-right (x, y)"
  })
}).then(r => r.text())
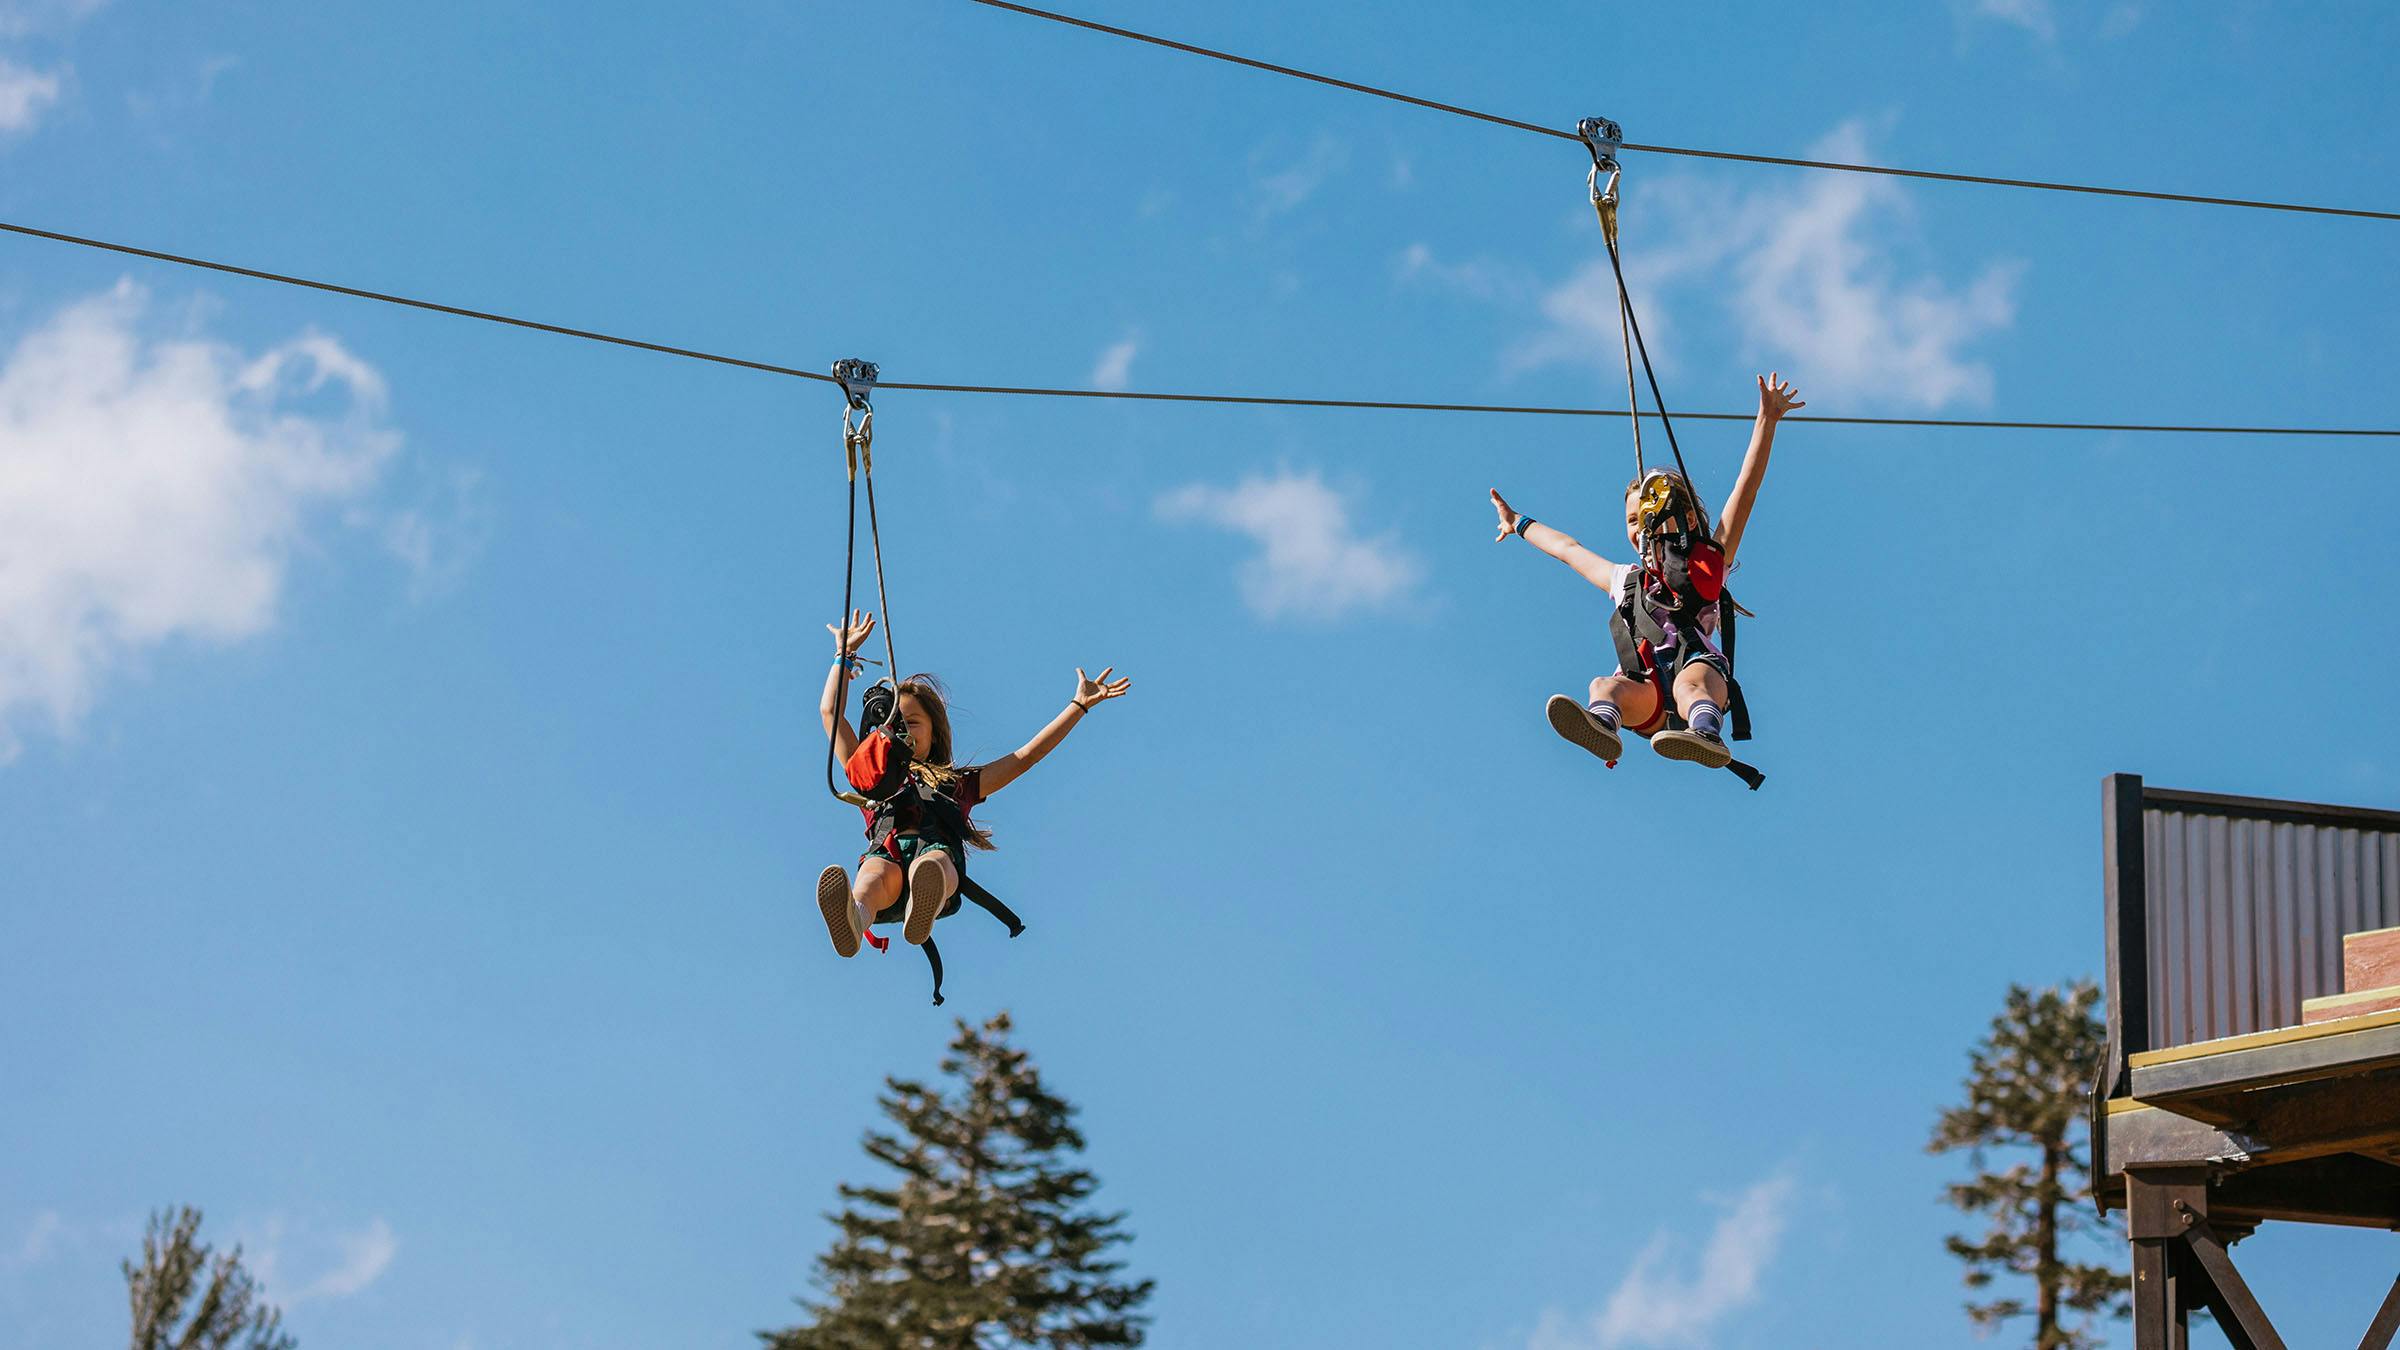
top-left (1074, 666), bottom-right (1132, 708)
top-left (827, 609), bottom-right (877, 655)
top-left (1490, 488), bottom-right (1522, 542)
top-left (1758, 372), bottom-right (1805, 421)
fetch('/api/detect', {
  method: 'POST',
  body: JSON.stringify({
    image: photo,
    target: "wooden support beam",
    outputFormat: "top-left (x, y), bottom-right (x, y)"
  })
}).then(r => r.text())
top-left (2359, 1276), bottom-right (2400, 1350)
top-left (2132, 1236), bottom-right (2175, 1350)
top-left (2184, 1218), bottom-right (2288, 1350)
top-left (2209, 1156), bottom-right (2400, 1228)
top-left (2234, 1075), bottom-right (2400, 1163)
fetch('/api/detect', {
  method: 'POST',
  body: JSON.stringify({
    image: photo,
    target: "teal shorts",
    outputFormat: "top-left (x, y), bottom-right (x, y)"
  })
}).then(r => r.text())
top-left (860, 833), bottom-right (962, 924)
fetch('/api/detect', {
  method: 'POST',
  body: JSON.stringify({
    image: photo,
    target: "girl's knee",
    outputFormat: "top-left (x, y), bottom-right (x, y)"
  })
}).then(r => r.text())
top-left (853, 862), bottom-right (900, 909)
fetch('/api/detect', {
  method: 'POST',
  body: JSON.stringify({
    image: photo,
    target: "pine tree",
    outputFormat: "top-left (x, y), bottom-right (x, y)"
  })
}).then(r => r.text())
top-left (767, 1012), bottom-right (1153, 1349)
top-left (1928, 979), bottom-right (2127, 1350)
top-left (124, 1206), bottom-right (295, 1350)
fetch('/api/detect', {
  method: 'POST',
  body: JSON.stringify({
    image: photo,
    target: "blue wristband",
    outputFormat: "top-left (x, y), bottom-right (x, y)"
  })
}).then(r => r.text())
top-left (1514, 515), bottom-right (1536, 538)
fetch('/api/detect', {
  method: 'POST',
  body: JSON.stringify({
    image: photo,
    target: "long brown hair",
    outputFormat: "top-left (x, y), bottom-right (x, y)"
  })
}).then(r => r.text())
top-left (896, 675), bottom-right (995, 850)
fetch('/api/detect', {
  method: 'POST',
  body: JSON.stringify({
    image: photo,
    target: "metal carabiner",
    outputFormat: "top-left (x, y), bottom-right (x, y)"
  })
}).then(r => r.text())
top-left (843, 403), bottom-right (874, 479)
top-left (833, 357), bottom-right (878, 478)
top-left (1578, 116), bottom-right (1624, 242)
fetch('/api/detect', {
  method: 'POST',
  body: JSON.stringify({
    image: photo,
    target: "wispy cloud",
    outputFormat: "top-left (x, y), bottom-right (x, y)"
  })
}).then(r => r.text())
top-left (0, 55), bottom-right (58, 130)
top-left (0, 281), bottom-right (402, 759)
top-left (0, 0), bottom-right (106, 135)
top-left (1395, 242), bottom-right (1534, 306)
top-left (12, 1211), bottom-right (60, 1265)
top-left (1156, 469), bottom-right (1422, 623)
top-left (246, 1215), bottom-right (398, 1305)
top-left (294, 1218), bottom-right (396, 1302)
top-left (1089, 331), bottom-right (1141, 392)
top-left (1249, 133), bottom-right (1347, 220)
top-left (373, 464), bottom-right (488, 603)
top-left (1506, 121), bottom-right (2020, 411)
top-left (1967, 0), bottom-right (2056, 41)
top-left (1957, 0), bottom-right (2143, 44)
top-left (1531, 1174), bottom-right (1797, 1350)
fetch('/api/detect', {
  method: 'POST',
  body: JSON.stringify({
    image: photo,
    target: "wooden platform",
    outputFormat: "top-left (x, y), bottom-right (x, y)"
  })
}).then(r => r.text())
top-left (2101, 1007), bottom-right (2400, 1227)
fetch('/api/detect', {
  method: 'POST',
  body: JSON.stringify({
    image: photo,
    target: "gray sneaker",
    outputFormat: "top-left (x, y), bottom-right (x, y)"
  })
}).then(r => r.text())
top-left (1652, 728), bottom-right (1733, 770)
top-left (1546, 694), bottom-right (1623, 763)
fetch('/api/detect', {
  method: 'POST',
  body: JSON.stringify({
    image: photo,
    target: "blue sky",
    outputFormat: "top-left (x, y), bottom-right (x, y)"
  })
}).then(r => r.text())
top-left (3, 1), bottom-right (2398, 1346)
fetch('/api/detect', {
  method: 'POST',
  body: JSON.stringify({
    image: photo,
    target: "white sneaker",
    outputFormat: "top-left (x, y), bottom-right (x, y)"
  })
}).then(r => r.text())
top-left (1546, 694), bottom-right (1623, 763)
top-left (817, 865), bottom-right (860, 958)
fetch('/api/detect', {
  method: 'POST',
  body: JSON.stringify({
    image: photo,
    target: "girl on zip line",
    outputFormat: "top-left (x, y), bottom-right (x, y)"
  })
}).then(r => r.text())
top-left (1489, 372), bottom-right (1802, 773)
top-left (814, 609), bottom-right (1133, 958)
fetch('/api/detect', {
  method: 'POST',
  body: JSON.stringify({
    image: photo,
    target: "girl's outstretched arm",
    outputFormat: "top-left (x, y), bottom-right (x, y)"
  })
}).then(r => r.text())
top-left (1490, 489), bottom-right (1623, 593)
top-left (1715, 373), bottom-right (1803, 563)
top-left (977, 667), bottom-right (1132, 797)
top-left (820, 609), bottom-right (876, 760)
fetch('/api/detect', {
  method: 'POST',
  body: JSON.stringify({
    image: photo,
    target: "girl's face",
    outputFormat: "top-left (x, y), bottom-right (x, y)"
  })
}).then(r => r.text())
top-left (1624, 488), bottom-right (1701, 548)
top-left (897, 693), bottom-right (938, 760)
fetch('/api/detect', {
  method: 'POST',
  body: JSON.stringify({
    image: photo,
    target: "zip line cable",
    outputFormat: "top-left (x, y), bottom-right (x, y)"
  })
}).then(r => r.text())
top-left (6, 217), bottom-right (2397, 437)
top-left (0, 221), bottom-right (842, 386)
top-left (963, 0), bottom-right (2400, 225)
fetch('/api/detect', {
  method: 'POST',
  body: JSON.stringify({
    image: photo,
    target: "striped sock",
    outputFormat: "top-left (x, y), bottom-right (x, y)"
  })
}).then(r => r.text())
top-left (1686, 699), bottom-right (1723, 738)
top-left (1587, 700), bottom-right (1621, 732)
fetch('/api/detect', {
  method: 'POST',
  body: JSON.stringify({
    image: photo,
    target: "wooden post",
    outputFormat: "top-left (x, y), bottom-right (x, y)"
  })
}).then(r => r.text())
top-left (2359, 1276), bottom-right (2400, 1350)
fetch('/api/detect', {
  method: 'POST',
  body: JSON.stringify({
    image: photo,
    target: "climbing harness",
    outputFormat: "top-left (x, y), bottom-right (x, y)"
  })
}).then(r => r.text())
top-left (819, 359), bottom-right (1027, 1001)
top-left (857, 776), bottom-right (1027, 1006)
top-left (1577, 118), bottom-right (1764, 791)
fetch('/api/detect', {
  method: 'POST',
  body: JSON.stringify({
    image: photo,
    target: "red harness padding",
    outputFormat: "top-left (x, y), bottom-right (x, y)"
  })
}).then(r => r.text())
top-left (1675, 536), bottom-right (1726, 603)
top-left (844, 726), bottom-right (914, 800)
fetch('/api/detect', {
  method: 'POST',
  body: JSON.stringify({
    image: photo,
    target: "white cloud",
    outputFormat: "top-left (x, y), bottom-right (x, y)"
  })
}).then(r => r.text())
top-left (291, 1218), bottom-right (396, 1302)
top-left (1968, 0), bottom-right (2056, 40)
top-left (13, 1211), bottom-right (60, 1264)
top-left (0, 281), bottom-right (402, 758)
top-left (0, 0), bottom-right (105, 134)
top-left (371, 463), bottom-right (489, 602)
top-left (1395, 242), bottom-right (1533, 306)
top-left (243, 1215), bottom-right (397, 1305)
top-left (1511, 121), bottom-right (2020, 412)
top-left (1959, 0), bottom-right (2143, 43)
top-left (0, 0), bottom-right (102, 40)
top-left (0, 54), bottom-right (58, 130)
top-left (1250, 133), bottom-right (1347, 219)
top-left (1089, 332), bottom-right (1140, 392)
top-left (1156, 469), bottom-right (1421, 623)
top-left (1532, 1175), bottom-right (1796, 1350)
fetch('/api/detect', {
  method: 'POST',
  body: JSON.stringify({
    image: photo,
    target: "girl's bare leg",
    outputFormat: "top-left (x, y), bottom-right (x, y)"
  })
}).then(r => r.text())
top-left (1589, 672), bottom-right (1662, 730)
top-left (853, 858), bottom-right (904, 934)
top-left (1549, 673), bottom-right (1657, 763)
top-left (1653, 662), bottom-right (1735, 767)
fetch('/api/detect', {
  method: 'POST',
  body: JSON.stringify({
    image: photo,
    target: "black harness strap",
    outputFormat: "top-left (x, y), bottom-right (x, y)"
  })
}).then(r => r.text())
top-left (921, 938), bottom-right (946, 1006)
top-left (914, 878), bottom-right (1027, 1005)
top-left (958, 876), bottom-right (1027, 936)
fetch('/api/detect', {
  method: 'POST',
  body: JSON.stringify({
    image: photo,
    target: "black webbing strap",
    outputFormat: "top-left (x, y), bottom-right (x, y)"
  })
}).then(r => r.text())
top-left (914, 876), bottom-right (1028, 1005)
top-left (958, 877), bottom-right (1027, 937)
top-left (921, 939), bottom-right (946, 1006)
